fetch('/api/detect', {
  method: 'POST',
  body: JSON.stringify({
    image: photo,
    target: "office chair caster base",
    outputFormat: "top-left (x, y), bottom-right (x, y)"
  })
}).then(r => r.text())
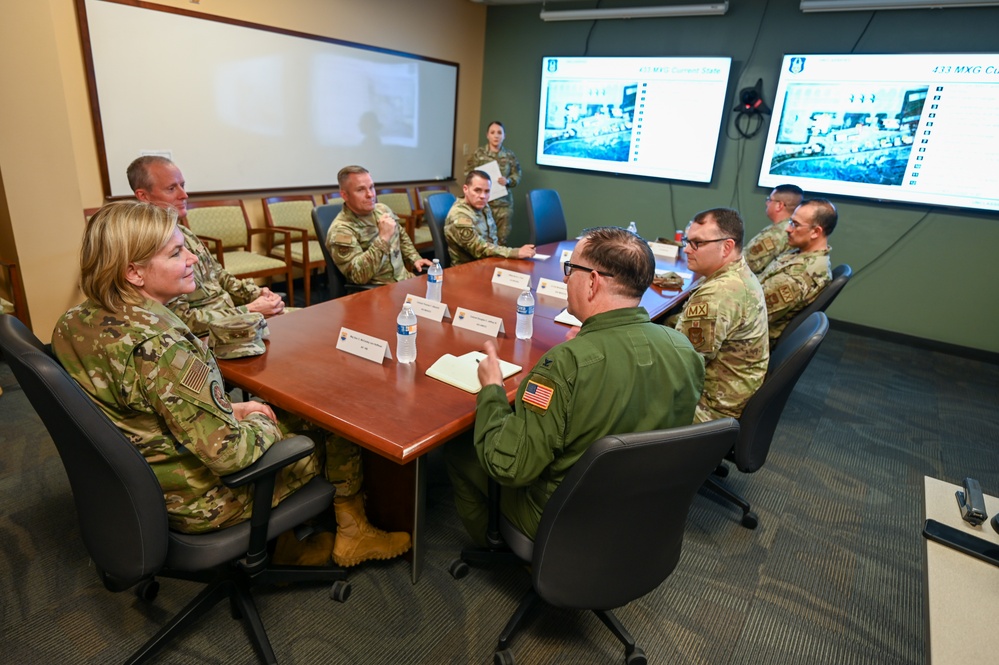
top-left (135, 579), bottom-right (160, 602)
top-left (741, 512), bottom-right (759, 530)
top-left (329, 580), bottom-right (351, 602)
top-left (626, 646), bottom-right (647, 665)
top-left (493, 648), bottom-right (515, 665)
top-left (449, 559), bottom-right (470, 579)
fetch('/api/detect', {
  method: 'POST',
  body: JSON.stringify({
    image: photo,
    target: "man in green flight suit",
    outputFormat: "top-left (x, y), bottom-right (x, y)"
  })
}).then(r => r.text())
top-left (445, 226), bottom-right (705, 544)
top-left (326, 165), bottom-right (432, 285)
top-left (443, 170), bottom-right (536, 266)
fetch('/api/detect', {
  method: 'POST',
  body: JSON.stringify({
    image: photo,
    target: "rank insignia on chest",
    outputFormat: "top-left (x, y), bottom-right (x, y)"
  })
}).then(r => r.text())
top-left (541, 357), bottom-right (553, 369)
top-left (522, 379), bottom-right (554, 412)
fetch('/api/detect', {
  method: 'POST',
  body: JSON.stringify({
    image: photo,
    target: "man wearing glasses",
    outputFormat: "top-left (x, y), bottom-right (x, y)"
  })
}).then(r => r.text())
top-left (758, 199), bottom-right (836, 343)
top-left (445, 227), bottom-right (704, 544)
top-left (674, 208), bottom-right (769, 423)
top-left (745, 184), bottom-right (804, 274)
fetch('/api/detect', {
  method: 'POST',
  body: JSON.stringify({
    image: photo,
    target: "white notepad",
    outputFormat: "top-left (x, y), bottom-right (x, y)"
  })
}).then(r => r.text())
top-left (426, 351), bottom-right (523, 394)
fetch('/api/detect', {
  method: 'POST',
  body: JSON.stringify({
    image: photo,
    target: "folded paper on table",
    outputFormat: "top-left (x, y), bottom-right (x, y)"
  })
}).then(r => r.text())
top-left (554, 308), bottom-right (582, 326)
top-left (426, 351), bottom-right (523, 394)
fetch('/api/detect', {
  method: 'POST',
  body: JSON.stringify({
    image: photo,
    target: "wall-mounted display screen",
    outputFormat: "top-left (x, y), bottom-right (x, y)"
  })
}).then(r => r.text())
top-left (759, 53), bottom-right (999, 213)
top-left (536, 56), bottom-right (732, 183)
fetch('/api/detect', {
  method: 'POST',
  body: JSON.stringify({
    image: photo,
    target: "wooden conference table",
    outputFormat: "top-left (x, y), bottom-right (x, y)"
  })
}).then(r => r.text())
top-left (218, 239), bottom-right (694, 581)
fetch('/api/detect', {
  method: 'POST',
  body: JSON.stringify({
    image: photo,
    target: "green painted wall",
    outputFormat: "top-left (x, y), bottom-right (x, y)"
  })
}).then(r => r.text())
top-left (479, 1), bottom-right (999, 353)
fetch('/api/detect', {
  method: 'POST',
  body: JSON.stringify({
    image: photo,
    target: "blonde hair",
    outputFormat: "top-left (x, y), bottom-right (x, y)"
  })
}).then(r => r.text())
top-left (80, 201), bottom-right (178, 312)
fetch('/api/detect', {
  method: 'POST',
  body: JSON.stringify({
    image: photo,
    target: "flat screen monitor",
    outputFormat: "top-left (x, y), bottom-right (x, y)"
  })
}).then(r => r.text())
top-left (536, 56), bottom-right (732, 183)
top-left (759, 53), bottom-right (999, 213)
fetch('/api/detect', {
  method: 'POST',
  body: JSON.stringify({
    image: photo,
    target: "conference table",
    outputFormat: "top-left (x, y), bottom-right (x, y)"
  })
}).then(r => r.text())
top-left (217, 239), bottom-right (694, 581)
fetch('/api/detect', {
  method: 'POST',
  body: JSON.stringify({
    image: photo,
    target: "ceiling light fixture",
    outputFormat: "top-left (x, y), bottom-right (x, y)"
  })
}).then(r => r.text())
top-left (801, 0), bottom-right (999, 12)
top-left (540, 2), bottom-right (729, 21)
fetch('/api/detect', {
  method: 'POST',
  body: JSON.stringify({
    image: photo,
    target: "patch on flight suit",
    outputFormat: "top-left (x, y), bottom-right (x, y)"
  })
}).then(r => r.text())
top-left (766, 292), bottom-right (780, 307)
top-left (179, 354), bottom-right (211, 394)
top-left (688, 326), bottom-right (704, 347)
top-left (541, 356), bottom-right (553, 369)
top-left (210, 380), bottom-right (233, 413)
top-left (521, 377), bottom-right (555, 414)
top-left (456, 226), bottom-right (476, 244)
top-left (761, 237), bottom-right (776, 251)
top-left (778, 284), bottom-right (796, 304)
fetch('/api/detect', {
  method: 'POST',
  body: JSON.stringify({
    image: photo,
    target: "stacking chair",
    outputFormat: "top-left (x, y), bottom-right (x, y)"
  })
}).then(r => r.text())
top-left (525, 189), bottom-right (569, 247)
top-left (0, 259), bottom-right (30, 328)
top-left (310, 203), bottom-right (380, 300)
top-left (322, 189), bottom-right (343, 206)
top-left (776, 264), bottom-right (852, 346)
top-left (702, 312), bottom-right (830, 529)
top-left (0, 314), bottom-right (350, 665)
top-left (186, 199), bottom-right (296, 305)
top-left (262, 195), bottom-right (324, 307)
top-left (450, 419), bottom-right (739, 665)
top-left (423, 192), bottom-right (456, 268)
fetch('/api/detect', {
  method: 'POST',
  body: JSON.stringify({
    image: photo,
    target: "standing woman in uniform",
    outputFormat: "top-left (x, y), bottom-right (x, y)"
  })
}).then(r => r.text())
top-left (465, 121), bottom-right (521, 245)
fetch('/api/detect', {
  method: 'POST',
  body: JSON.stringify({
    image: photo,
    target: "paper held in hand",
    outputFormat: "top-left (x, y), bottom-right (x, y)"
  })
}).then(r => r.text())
top-left (426, 351), bottom-right (522, 394)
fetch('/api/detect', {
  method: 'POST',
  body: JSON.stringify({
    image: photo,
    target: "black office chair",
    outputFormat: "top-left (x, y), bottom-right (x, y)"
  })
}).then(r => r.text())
top-left (450, 419), bottom-right (739, 665)
top-left (423, 192), bottom-right (456, 268)
top-left (311, 203), bottom-right (379, 299)
top-left (0, 314), bottom-right (349, 665)
top-left (702, 311), bottom-right (830, 529)
top-left (525, 189), bottom-right (569, 247)
top-left (775, 264), bottom-right (851, 346)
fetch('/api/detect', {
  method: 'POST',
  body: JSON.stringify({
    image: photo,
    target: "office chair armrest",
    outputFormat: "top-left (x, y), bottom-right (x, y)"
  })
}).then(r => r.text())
top-left (221, 435), bottom-right (316, 489)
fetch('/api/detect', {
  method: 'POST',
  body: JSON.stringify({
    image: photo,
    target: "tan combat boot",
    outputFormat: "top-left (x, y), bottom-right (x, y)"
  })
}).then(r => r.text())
top-left (332, 494), bottom-right (411, 567)
top-left (272, 529), bottom-right (336, 566)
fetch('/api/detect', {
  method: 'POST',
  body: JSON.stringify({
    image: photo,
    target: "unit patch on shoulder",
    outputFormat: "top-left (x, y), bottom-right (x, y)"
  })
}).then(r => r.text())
top-left (778, 284), bottom-right (796, 304)
top-left (522, 378), bottom-right (555, 414)
top-left (180, 356), bottom-right (210, 394)
top-left (684, 302), bottom-right (709, 318)
top-left (210, 380), bottom-right (233, 413)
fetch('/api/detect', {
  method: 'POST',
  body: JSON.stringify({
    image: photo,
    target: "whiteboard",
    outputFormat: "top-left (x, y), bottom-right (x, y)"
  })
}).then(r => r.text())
top-left (81, 0), bottom-right (458, 197)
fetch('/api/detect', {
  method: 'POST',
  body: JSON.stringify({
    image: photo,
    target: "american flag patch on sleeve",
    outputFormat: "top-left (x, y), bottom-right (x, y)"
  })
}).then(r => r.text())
top-left (522, 380), bottom-right (554, 411)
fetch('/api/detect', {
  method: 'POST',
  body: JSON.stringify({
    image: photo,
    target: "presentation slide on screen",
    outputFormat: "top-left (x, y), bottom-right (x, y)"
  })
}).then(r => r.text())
top-left (536, 56), bottom-right (731, 183)
top-left (759, 54), bottom-right (999, 213)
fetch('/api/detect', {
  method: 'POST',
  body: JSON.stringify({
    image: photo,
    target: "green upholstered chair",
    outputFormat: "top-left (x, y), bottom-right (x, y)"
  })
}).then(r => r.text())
top-left (376, 187), bottom-right (432, 251)
top-left (262, 195), bottom-right (324, 307)
top-left (185, 199), bottom-right (295, 305)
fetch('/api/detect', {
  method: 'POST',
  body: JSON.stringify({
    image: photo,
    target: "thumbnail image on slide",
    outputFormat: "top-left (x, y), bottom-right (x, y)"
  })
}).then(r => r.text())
top-left (768, 83), bottom-right (928, 186)
top-left (542, 80), bottom-right (637, 163)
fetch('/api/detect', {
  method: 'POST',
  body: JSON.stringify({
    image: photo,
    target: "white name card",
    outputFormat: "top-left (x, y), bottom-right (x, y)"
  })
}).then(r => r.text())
top-left (404, 293), bottom-right (451, 322)
top-left (559, 249), bottom-right (573, 264)
top-left (536, 277), bottom-right (568, 301)
top-left (532, 253), bottom-right (551, 261)
top-left (453, 307), bottom-right (505, 337)
top-left (491, 268), bottom-right (532, 290)
top-left (554, 308), bottom-right (583, 327)
top-left (649, 242), bottom-right (680, 259)
top-left (336, 326), bottom-right (391, 364)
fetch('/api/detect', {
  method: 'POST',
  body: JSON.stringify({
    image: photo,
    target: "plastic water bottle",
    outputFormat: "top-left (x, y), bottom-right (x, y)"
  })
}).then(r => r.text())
top-left (627, 221), bottom-right (638, 235)
top-left (516, 289), bottom-right (534, 340)
top-left (425, 259), bottom-right (443, 302)
top-left (396, 302), bottom-right (417, 363)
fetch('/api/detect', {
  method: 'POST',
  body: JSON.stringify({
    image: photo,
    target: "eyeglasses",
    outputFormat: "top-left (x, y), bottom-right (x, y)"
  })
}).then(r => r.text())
top-left (563, 261), bottom-right (615, 278)
top-left (787, 219), bottom-right (816, 230)
top-left (680, 236), bottom-right (734, 251)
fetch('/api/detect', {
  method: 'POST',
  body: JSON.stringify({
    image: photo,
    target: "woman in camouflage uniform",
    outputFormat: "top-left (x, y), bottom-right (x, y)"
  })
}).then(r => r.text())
top-left (465, 120), bottom-right (522, 245)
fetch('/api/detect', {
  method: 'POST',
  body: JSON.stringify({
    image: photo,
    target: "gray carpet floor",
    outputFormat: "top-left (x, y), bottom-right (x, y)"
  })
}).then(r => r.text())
top-left (1, 328), bottom-right (997, 664)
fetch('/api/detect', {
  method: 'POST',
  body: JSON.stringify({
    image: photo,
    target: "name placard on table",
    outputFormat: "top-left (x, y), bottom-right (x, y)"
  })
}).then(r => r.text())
top-left (537, 277), bottom-right (568, 301)
top-left (648, 241), bottom-right (680, 260)
top-left (491, 268), bottom-right (532, 290)
top-left (453, 307), bottom-right (505, 337)
top-left (404, 293), bottom-right (452, 322)
top-left (336, 326), bottom-right (392, 364)
top-left (559, 249), bottom-right (573, 264)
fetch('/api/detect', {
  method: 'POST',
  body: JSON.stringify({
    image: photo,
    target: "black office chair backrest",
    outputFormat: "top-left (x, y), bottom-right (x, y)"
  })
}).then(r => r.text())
top-left (525, 189), bottom-right (569, 246)
top-left (424, 192), bottom-right (456, 268)
top-left (530, 418), bottom-right (739, 611)
top-left (0, 315), bottom-right (169, 592)
top-left (311, 203), bottom-right (351, 299)
top-left (734, 311), bottom-right (829, 473)
top-left (777, 264), bottom-right (851, 345)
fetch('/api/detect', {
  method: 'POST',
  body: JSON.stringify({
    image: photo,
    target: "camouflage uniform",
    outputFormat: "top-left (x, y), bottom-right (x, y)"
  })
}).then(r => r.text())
top-left (465, 145), bottom-right (521, 244)
top-left (745, 221), bottom-right (790, 274)
top-left (446, 307), bottom-right (704, 543)
top-left (444, 197), bottom-right (519, 266)
top-left (170, 224), bottom-right (262, 336)
top-left (674, 256), bottom-right (769, 423)
top-left (759, 247), bottom-right (832, 343)
top-left (52, 298), bottom-right (362, 534)
top-left (326, 203), bottom-right (423, 285)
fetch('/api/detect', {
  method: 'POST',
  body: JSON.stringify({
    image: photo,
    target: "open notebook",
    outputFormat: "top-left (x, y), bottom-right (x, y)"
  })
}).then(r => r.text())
top-left (426, 351), bottom-right (523, 394)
